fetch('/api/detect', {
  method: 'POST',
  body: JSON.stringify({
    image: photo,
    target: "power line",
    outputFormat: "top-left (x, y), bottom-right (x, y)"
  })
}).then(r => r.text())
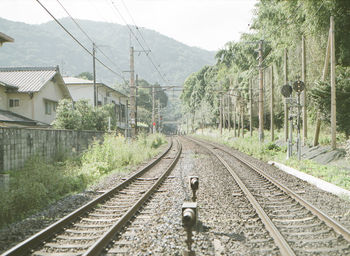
top-left (55, 0), bottom-right (124, 76)
top-left (35, 0), bottom-right (125, 80)
top-left (109, 0), bottom-right (169, 84)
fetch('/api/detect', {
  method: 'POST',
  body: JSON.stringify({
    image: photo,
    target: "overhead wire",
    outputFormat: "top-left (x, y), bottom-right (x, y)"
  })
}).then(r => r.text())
top-left (108, 0), bottom-right (169, 84)
top-left (35, 0), bottom-right (125, 80)
top-left (55, 0), bottom-right (124, 77)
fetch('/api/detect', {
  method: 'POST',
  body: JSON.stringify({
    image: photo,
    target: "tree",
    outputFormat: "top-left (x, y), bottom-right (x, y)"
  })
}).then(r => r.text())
top-left (310, 67), bottom-right (350, 138)
top-left (53, 99), bottom-right (78, 129)
top-left (76, 72), bottom-right (93, 81)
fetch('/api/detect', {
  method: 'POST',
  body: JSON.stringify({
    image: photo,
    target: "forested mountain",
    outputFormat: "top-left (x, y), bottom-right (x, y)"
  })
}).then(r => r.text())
top-left (0, 18), bottom-right (215, 86)
top-left (181, 0), bottom-right (350, 140)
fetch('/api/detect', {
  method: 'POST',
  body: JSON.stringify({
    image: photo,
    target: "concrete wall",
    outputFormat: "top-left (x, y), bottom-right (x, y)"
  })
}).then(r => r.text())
top-left (0, 127), bottom-right (105, 172)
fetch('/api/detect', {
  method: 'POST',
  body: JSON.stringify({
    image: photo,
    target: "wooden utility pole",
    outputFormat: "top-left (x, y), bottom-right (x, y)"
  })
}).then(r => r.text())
top-left (284, 48), bottom-right (288, 142)
top-left (233, 100), bottom-right (237, 137)
top-left (241, 102), bottom-right (244, 138)
top-left (152, 85), bottom-right (155, 134)
top-left (314, 24), bottom-right (331, 146)
top-left (258, 40), bottom-right (264, 142)
top-left (222, 94), bottom-right (226, 129)
top-left (158, 100), bottom-right (161, 133)
top-left (330, 16), bottom-right (336, 149)
top-left (219, 95), bottom-right (223, 135)
top-left (135, 74), bottom-right (138, 134)
top-left (228, 95), bottom-right (231, 130)
top-left (237, 99), bottom-right (241, 137)
top-left (301, 36), bottom-right (307, 145)
top-left (129, 46), bottom-right (136, 137)
top-left (92, 42), bottom-right (97, 107)
top-left (250, 79), bottom-right (253, 137)
top-left (270, 66), bottom-right (274, 141)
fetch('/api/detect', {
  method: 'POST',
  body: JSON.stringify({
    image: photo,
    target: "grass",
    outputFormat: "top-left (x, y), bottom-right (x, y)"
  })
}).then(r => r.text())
top-left (193, 128), bottom-right (350, 191)
top-left (0, 133), bottom-right (167, 228)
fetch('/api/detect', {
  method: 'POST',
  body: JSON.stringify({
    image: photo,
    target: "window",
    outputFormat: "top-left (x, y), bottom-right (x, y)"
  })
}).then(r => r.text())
top-left (45, 101), bottom-right (51, 115)
top-left (9, 99), bottom-right (19, 108)
top-left (104, 97), bottom-right (107, 105)
top-left (44, 100), bottom-right (58, 115)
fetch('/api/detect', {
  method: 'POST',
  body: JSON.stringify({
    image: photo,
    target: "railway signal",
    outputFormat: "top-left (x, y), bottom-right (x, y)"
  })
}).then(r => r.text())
top-left (281, 80), bottom-right (304, 160)
top-left (182, 202), bottom-right (197, 256)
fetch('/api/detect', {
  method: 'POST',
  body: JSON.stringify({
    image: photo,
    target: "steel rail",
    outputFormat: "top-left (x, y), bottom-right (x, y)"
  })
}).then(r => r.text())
top-left (191, 136), bottom-right (350, 243)
top-left (186, 136), bottom-right (295, 256)
top-left (2, 139), bottom-right (174, 256)
top-left (84, 138), bottom-right (182, 255)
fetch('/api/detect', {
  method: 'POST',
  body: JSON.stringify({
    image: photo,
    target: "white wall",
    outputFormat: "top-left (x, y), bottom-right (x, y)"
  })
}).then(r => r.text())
top-left (0, 86), bottom-right (8, 110)
top-left (66, 84), bottom-right (94, 104)
top-left (34, 80), bottom-right (66, 124)
top-left (6, 92), bottom-right (33, 118)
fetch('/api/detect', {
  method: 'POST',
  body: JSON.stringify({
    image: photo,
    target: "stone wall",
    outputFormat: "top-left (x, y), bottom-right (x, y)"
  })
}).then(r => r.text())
top-left (0, 127), bottom-right (105, 172)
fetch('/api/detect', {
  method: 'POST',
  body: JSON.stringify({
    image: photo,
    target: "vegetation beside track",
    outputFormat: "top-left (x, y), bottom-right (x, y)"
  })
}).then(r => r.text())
top-left (193, 129), bottom-right (350, 192)
top-left (0, 133), bottom-right (166, 228)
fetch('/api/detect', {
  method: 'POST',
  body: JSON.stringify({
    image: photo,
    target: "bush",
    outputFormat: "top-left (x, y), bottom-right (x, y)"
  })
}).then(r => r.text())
top-left (0, 133), bottom-right (167, 228)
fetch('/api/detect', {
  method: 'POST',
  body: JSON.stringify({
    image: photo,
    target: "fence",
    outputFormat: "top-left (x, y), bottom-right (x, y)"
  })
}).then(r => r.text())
top-left (0, 127), bottom-right (105, 172)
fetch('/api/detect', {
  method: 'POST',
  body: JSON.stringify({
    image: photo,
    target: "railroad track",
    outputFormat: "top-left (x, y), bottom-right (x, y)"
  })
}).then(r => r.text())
top-left (186, 136), bottom-right (350, 256)
top-left (3, 138), bottom-right (182, 256)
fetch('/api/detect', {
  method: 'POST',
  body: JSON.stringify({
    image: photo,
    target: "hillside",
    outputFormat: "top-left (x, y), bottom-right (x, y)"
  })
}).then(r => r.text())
top-left (0, 18), bottom-right (215, 85)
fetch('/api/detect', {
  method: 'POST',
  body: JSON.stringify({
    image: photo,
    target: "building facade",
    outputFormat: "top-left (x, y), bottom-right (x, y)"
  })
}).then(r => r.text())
top-left (0, 66), bottom-right (71, 125)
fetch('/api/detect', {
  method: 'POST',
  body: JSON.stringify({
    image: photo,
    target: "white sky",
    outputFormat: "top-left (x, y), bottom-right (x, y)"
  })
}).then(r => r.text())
top-left (0, 0), bottom-right (257, 51)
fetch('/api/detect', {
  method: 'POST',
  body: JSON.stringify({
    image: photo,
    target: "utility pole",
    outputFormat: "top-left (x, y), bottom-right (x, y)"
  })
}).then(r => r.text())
top-left (330, 16), bottom-right (336, 149)
top-left (250, 79), bottom-right (253, 137)
top-left (158, 100), bottom-right (161, 133)
top-left (135, 74), bottom-right (138, 134)
top-left (241, 101), bottom-right (244, 138)
top-left (152, 85), bottom-right (155, 134)
top-left (219, 95), bottom-right (223, 135)
top-left (301, 35), bottom-right (307, 145)
top-left (314, 28), bottom-right (331, 146)
top-left (270, 66), bottom-right (274, 141)
top-left (284, 48), bottom-right (289, 142)
top-left (129, 46), bottom-right (136, 137)
top-left (258, 40), bottom-right (264, 142)
top-left (233, 99), bottom-right (237, 137)
top-left (228, 95), bottom-right (231, 131)
top-left (92, 42), bottom-right (97, 107)
top-left (222, 94), bottom-right (226, 129)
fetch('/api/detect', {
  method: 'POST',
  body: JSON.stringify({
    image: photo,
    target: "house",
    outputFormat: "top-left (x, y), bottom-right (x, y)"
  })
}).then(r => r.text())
top-left (0, 66), bottom-right (72, 125)
top-left (0, 32), bottom-right (14, 46)
top-left (63, 76), bottom-right (129, 130)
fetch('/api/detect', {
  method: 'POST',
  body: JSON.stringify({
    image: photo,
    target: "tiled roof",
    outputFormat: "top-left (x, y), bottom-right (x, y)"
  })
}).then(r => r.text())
top-left (0, 109), bottom-right (37, 125)
top-left (0, 66), bottom-right (58, 92)
top-left (63, 76), bottom-right (128, 98)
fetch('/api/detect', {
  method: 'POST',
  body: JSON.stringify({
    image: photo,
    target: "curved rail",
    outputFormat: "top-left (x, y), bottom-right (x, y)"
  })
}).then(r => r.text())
top-left (196, 137), bottom-right (350, 243)
top-left (186, 136), bottom-right (295, 256)
top-left (3, 138), bottom-right (177, 256)
top-left (84, 138), bottom-right (182, 255)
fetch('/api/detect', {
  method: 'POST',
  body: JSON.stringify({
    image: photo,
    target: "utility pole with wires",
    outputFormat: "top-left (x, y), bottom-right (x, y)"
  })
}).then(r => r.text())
top-left (93, 42), bottom-right (97, 107)
top-left (152, 85), bottom-right (156, 134)
top-left (258, 40), bottom-right (264, 142)
top-left (129, 46), bottom-right (136, 137)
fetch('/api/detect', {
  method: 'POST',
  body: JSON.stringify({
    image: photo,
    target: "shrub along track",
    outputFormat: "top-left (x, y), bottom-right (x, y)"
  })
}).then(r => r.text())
top-left (186, 136), bottom-right (350, 256)
top-left (2, 138), bottom-right (182, 256)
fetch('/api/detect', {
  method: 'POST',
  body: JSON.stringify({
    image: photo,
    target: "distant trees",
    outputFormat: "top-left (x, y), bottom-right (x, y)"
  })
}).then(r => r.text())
top-left (76, 72), bottom-right (93, 81)
top-left (181, 0), bottom-right (350, 137)
top-left (53, 99), bottom-right (116, 131)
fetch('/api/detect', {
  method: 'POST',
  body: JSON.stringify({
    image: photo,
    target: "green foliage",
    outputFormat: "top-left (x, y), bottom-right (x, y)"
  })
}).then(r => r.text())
top-left (0, 156), bottom-right (87, 227)
top-left (181, 0), bottom-right (350, 137)
top-left (135, 79), bottom-right (168, 128)
top-left (310, 67), bottom-right (350, 137)
top-left (0, 133), bottom-right (167, 228)
top-left (53, 99), bottom-right (117, 131)
top-left (76, 72), bottom-right (93, 80)
top-left (194, 129), bottom-right (350, 191)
